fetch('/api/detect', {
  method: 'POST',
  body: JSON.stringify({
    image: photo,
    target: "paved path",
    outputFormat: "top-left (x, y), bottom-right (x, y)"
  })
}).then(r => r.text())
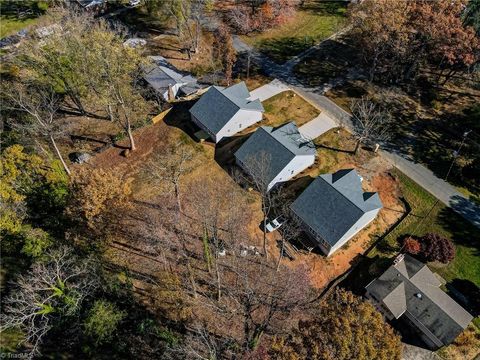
top-left (402, 344), bottom-right (441, 360)
top-left (299, 112), bottom-right (337, 140)
top-left (233, 36), bottom-right (480, 229)
top-left (248, 79), bottom-right (290, 102)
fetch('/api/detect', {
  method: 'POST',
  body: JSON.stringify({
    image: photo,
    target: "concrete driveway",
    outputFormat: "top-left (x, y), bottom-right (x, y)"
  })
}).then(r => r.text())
top-left (298, 112), bottom-right (337, 140)
top-left (248, 79), bottom-right (290, 102)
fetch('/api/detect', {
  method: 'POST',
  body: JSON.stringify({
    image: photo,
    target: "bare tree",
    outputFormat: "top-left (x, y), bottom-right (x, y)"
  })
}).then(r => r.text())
top-left (206, 255), bottom-right (312, 351)
top-left (2, 82), bottom-right (71, 175)
top-left (350, 97), bottom-right (392, 155)
top-left (167, 0), bottom-right (206, 59)
top-left (1, 246), bottom-right (98, 357)
top-left (186, 176), bottom-right (250, 301)
top-left (276, 217), bottom-right (301, 271)
top-left (144, 143), bottom-right (194, 214)
top-left (239, 151), bottom-right (283, 259)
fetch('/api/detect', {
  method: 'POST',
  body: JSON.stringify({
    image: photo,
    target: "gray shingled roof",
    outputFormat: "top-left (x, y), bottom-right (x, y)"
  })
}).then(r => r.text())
top-left (290, 169), bottom-right (382, 246)
top-left (234, 122), bottom-right (315, 185)
top-left (189, 82), bottom-right (264, 134)
top-left (143, 62), bottom-right (197, 93)
top-left (366, 255), bottom-right (473, 345)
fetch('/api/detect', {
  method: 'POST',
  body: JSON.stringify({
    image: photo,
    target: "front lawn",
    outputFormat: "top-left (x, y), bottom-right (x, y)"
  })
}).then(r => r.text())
top-left (241, 1), bottom-right (347, 64)
top-left (261, 90), bottom-right (320, 128)
top-left (374, 172), bottom-right (480, 288)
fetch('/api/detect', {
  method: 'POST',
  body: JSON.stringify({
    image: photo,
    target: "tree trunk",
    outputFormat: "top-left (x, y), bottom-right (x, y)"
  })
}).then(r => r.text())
top-left (49, 135), bottom-right (71, 175)
top-left (202, 226), bottom-right (211, 272)
top-left (353, 139), bottom-right (361, 155)
top-left (126, 119), bottom-right (136, 151)
top-left (262, 212), bottom-right (268, 260)
top-left (174, 183), bottom-right (182, 214)
top-left (276, 239), bottom-right (284, 271)
top-left (214, 257), bottom-right (221, 301)
top-left (107, 104), bottom-right (114, 122)
top-left (187, 262), bottom-right (198, 299)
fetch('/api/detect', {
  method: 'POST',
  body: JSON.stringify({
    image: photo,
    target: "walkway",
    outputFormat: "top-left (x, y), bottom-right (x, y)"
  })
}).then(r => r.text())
top-left (248, 79), bottom-right (290, 102)
top-left (298, 112), bottom-right (337, 140)
top-left (233, 36), bottom-right (480, 229)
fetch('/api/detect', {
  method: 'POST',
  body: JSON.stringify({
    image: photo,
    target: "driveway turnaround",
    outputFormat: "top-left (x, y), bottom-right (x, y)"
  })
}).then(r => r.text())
top-left (298, 112), bottom-right (337, 140)
top-left (248, 79), bottom-right (290, 102)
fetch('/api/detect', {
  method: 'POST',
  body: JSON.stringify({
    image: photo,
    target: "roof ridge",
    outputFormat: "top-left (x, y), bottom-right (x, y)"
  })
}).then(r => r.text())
top-left (214, 86), bottom-right (241, 111)
top-left (319, 174), bottom-right (367, 213)
top-left (266, 126), bottom-right (297, 158)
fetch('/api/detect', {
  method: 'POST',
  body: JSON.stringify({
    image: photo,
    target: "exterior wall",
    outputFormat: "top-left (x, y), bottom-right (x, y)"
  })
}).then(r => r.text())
top-left (327, 208), bottom-right (380, 256)
top-left (216, 109), bottom-right (263, 143)
top-left (267, 155), bottom-right (315, 190)
top-left (191, 114), bottom-right (216, 142)
top-left (162, 83), bottom-right (183, 101)
top-left (290, 211), bottom-right (332, 254)
top-left (293, 208), bottom-right (380, 257)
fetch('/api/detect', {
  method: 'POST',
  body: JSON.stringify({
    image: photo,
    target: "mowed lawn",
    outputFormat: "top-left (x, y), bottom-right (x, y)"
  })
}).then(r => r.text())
top-left (371, 172), bottom-right (480, 287)
top-left (241, 1), bottom-right (347, 63)
top-left (261, 91), bottom-right (320, 127)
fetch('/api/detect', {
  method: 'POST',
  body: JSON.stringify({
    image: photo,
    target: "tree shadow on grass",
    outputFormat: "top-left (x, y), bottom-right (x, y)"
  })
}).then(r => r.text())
top-left (438, 197), bottom-right (480, 255)
top-left (301, 0), bottom-right (348, 15)
top-left (258, 37), bottom-right (313, 64)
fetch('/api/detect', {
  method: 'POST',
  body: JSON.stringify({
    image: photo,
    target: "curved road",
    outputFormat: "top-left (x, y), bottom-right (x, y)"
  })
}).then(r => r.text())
top-left (233, 35), bottom-right (480, 229)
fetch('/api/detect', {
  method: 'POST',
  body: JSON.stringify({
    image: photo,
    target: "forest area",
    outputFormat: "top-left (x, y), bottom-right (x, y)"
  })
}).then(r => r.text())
top-left (1, 0), bottom-right (479, 359)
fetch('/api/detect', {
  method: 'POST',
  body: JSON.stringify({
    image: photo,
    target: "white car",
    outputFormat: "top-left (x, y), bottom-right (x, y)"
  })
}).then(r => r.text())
top-left (265, 216), bottom-right (285, 233)
top-left (129, 0), bottom-right (141, 6)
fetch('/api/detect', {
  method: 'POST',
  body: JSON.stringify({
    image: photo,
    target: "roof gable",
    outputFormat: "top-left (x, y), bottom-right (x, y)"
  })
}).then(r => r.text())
top-left (290, 169), bottom-right (382, 246)
top-left (366, 255), bottom-right (473, 345)
top-left (189, 82), bottom-right (264, 135)
top-left (234, 122), bottom-right (315, 185)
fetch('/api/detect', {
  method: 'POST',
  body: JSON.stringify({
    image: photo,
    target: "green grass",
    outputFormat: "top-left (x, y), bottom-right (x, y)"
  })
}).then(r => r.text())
top-left (0, 15), bottom-right (40, 38)
top-left (261, 90), bottom-right (320, 127)
top-left (370, 171), bottom-right (480, 287)
top-left (241, 5), bottom-right (346, 64)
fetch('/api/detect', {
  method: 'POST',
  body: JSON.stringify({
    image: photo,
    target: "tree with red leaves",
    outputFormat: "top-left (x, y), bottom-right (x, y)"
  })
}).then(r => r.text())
top-left (403, 236), bottom-right (421, 255)
top-left (419, 233), bottom-right (455, 264)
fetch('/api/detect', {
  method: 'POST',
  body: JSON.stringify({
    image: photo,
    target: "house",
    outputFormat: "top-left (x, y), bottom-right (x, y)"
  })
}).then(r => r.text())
top-left (143, 56), bottom-right (203, 101)
top-left (234, 122), bottom-right (316, 190)
top-left (189, 82), bottom-right (264, 143)
top-left (290, 169), bottom-right (382, 256)
top-left (365, 254), bottom-right (473, 350)
top-left (76, 0), bottom-right (105, 8)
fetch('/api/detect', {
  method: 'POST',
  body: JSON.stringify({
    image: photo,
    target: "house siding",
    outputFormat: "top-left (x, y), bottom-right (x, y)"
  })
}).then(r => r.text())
top-left (327, 209), bottom-right (380, 255)
top-left (216, 109), bottom-right (263, 143)
top-left (292, 208), bottom-right (380, 257)
top-left (267, 154), bottom-right (315, 190)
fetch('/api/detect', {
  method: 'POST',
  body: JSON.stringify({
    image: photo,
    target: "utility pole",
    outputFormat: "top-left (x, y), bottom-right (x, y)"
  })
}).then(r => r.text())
top-left (409, 130), bottom-right (471, 237)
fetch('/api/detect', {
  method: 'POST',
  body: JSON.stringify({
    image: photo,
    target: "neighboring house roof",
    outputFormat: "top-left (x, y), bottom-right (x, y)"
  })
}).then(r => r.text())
top-left (143, 60), bottom-right (197, 94)
top-left (189, 82), bottom-right (264, 134)
top-left (77, 0), bottom-right (104, 7)
top-left (290, 169), bottom-right (382, 247)
top-left (234, 122), bottom-right (316, 185)
top-left (366, 255), bottom-right (473, 345)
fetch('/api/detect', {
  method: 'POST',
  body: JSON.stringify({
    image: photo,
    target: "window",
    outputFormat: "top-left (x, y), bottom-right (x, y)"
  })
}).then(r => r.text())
top-left (239, 124), bottom-right (242, 128)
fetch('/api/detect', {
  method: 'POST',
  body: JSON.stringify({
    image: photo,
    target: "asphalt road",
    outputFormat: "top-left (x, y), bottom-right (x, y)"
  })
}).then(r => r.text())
top-left (233, 35), bottom-right (480, 229)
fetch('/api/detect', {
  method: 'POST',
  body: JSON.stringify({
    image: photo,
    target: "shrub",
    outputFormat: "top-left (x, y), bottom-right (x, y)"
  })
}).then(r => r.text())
top-left (84, 300), bottom-right (125, 345)
top-left (403, 236), bottom-right (421, 255)
top-left (419, 233), bottom-right (455, 264)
